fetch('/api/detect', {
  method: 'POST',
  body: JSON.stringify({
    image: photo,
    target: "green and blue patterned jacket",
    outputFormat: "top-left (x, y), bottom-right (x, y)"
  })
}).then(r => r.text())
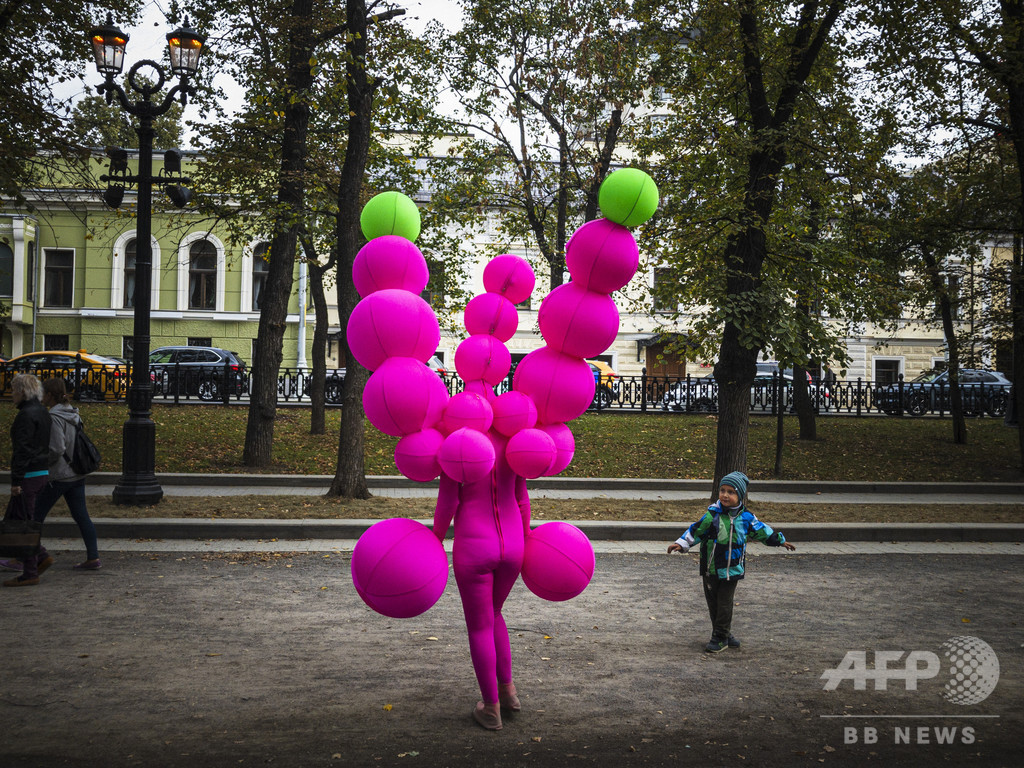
top-left (674, 501), bottom-right (787, 580)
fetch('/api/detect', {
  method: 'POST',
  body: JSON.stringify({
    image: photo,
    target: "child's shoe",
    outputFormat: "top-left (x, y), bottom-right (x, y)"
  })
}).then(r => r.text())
top-left (36, 556), bottom-right (55, 574)
top-left (0, 559), bottom-right (23, 572)
top-left (472, 701), bottom-right (502, 730)
top-left (3, 575), bottom-right (39, 587)
top-left (74, 559), bottom-right (102, 571)
top-left (705, 637), bottom-right (728, 653)
top-left (498, 682), bottom-right (521, 712)
top-left (727, 635), bottom-right (741, 649)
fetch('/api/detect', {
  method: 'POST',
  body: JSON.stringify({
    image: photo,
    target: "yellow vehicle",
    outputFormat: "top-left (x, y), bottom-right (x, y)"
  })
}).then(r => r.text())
top-left (1, 350), bottom-right (128, 401)
top-left (586, 359), bottom-right (619, 408)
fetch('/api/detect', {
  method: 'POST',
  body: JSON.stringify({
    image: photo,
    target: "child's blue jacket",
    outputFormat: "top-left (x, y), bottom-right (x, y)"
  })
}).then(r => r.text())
top-left (674, 501), bottom-right (787, 580)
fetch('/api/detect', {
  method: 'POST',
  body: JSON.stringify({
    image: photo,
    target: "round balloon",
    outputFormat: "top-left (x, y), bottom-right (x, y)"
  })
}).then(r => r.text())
top-left (491, 391), bottom-right (538, 437)
top-left (352, 236), bottom-right (430, 298)
top-left (351, 517), bottom-right (449, 618)
top-left (537, 282), bottom-right (619, 359)
top-left (483, 254), bottom-right (536, 305)
top-left (442, 391), bottom-right (495, 434)
top-left (438, 427), bottom-right (496, 484)
top-left (347, 289), bottom-right (440, 371)
top-left (521, 521), bottom-right (595, 601)
top-left (461, 380), bottom-right (497, 402)
top-left (538, 422), bottom-right (575, 476)
top-left (565, 218), bottom-right (639, 294)
top-left (394, 428), bottom-right (445, 482)
top-left (505, 428), bottom-right (557, 479)
top-left (363, 357), bottom-right (449, 437)
top-left (597, 168), bottom-right (659, 228)
top-left (455, 334), bottom-right (512, 386)
top-left (360, 191), bottom-right (421, 242)
top-left (464, 293), bottom-right (519, 342)
top-left (512, 347), bottom-right (596, 425)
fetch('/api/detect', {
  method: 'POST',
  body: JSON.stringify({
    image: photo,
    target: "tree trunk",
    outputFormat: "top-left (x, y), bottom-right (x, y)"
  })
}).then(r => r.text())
top-left (328, 0), bottom-right (375, 499)
top-left (243, 0), bottom-right (315, 466)
top-left (922, 246), bottom-right (966, 443)
top-left (712, 321), bottom-right (758, 499)
top-left (308, 260), bottom-right (329, 435)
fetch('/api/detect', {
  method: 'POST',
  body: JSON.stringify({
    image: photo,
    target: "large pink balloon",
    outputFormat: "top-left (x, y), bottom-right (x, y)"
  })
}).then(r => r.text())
top-left (442, 392), bottom-right (494, 434)
top-left (351, 518), bottom-right (449, 618)
top-left (505, 428), bottom-right (556, 479)
top-left (461, 380), bottom-right (497, 402)
top-left (352, 236), bottom-right (430, 298)
top-left (521, 522), bottom-right (595, 601)
top-left (438, 427), bottom-right (496, 483)
top-left (483, 254), bottom-right (535, 305)
top-left (537, 282), bottom-right (619, 358)
top-left (512, 347), bottom-right (595, 424)
top-left (347, 289), bottom-right (440, 371)
top-left (455, 334), bottom-right (512, 386)
top-left (565, 218), bottom-right (639, 293)
top-left (538, 422), bottom-right (575, 476)
top-left (491, 391), bottom-right (538, 437)
top-left (363, 357), bottom-right (449, 437)
top-left (464, 293), bottom-right (519, 342)
top-left (394, 428), bottom-right (445, 482)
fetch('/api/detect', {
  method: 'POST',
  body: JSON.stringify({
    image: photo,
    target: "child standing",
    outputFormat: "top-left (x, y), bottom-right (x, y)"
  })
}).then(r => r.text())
top-left (667, 471), bottom-right (796, 653)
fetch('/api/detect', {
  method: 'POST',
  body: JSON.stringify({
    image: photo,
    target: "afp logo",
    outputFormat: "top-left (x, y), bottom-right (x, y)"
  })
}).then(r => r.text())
top-left (821, 636), bottom-right (999, 705)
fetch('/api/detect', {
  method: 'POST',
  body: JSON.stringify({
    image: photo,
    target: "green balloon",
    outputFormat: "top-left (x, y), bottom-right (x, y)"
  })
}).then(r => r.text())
top-left (598, 168), bottom-right (659, 228)
top-left (360, 191), bottom-right (421, 242)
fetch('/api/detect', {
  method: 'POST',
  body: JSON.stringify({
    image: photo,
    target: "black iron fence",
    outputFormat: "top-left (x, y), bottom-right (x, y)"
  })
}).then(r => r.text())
top-left (0, 358), bottom-right (1011, 418)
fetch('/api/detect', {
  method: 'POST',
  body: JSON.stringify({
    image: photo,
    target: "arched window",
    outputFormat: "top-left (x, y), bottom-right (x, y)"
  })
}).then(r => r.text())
top-left (188, 239), bottom-right (217, 309)
top-left (124, 238), bottom-right (137, 308)
top-left (253, 242), bottom-right (269, 311)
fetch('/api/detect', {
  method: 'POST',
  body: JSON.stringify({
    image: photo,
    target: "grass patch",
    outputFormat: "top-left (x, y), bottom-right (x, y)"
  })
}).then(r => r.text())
top-left (1, 404), bottom-right (1021, 482)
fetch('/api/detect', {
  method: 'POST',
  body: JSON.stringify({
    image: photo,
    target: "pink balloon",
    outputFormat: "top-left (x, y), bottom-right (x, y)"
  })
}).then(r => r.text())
top-left (351, 517), bottom-right (449, 618)
top-left (512, 347), bottom-right (595, 424)
top-left (454, 334), bottom-right (512, 386)
top-left (363, 357), bottom-right (449, 437)
top-left (352, 236), bottom-right (430, 298)
top-left (538, 422), bottom-right (575, 476)
top-left (461, 380), bottom-right (497, 402)
top-left (521, 522), bottom-right (595, 601)
top-left (442, 392), bottom-right (494, 434)
top-left (505, 428), bottom-right (556, 479)
top-left (537, 282), bottom-right (619, 358)
top-left (565, 218), bottom-right (639, 293)
top-left (483, 254), bottom-right (536, 305)
top-left (438, 427), bottom-right (496, 483)
top-left (491, 391), bottom-right (538, 437)
top-left (464, 293), bottom-right (519, 342)
top-left (347, 289), bottom-right (440, 371)
top-left (394, 428), bottom-right (445, 482)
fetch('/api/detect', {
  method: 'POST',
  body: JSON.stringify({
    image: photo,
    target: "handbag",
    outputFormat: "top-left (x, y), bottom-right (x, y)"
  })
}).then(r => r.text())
top-left (1, 495), bottom-right (43, 558)
top-left (0, 518), bottom-right (43, 558)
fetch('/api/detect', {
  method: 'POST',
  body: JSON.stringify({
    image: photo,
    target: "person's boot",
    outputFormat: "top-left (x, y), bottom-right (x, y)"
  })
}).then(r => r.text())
top-left (472, 701), bottom-right (502, 730)
top-left (498, 682), bottom-right (521, 712)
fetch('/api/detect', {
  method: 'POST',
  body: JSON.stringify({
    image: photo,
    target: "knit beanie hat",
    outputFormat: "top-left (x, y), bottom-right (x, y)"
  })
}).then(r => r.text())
top-left (719, 471), bottom-right (749, 502)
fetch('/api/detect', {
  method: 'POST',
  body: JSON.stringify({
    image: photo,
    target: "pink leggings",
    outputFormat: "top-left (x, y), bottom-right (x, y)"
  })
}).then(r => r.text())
top-left (454, 554), bottom-right (521, 704)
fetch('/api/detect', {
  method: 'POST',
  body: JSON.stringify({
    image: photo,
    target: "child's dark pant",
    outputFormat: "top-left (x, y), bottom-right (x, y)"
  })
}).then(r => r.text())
top-left (702, 575), bottom-right (738, 640)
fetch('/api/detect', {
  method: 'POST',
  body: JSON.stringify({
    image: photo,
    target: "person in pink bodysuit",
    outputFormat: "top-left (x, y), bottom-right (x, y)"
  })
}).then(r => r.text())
top-left (431, 432), bottom-right (530, 731)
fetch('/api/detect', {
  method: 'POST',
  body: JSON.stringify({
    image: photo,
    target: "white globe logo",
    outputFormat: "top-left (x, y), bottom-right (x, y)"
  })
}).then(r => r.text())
top-left (942, 636), bottom-right (999, 705)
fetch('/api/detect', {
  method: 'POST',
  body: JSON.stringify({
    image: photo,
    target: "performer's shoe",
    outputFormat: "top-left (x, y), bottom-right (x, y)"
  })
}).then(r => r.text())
top-left (473, 701), bottom-right (502, 730)
top-left (498, 683), bottom-right (521, 712)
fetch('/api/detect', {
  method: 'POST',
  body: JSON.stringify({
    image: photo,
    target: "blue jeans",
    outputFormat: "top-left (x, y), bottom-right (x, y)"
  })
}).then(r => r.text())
top-left (34, 478), bottom-right (99, 561)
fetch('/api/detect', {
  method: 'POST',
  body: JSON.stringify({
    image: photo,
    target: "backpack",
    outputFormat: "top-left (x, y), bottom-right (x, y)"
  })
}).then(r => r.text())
top-left (64, 420), bottom-right (101, 475)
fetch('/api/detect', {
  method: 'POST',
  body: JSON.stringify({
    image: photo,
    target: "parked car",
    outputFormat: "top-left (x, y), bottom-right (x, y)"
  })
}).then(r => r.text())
top-left (0, 350), bottom-right (127, 401)
top-left (299, 368), bottom-right (346, 404)
top-left (149, 346), bottom-right (247, 401)
top-left (661, 371), bottom-right (828, 413)
top-left (587, 360), bottom-right (620, 408)
top-left (874, 368), bottom-right (1012, 417)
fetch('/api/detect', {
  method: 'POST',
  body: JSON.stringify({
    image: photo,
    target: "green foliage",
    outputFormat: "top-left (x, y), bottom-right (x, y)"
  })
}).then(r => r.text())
top-left (0, 0), bottom-right (143, 206)
top-left (70, 81), bottom-right (185, 150)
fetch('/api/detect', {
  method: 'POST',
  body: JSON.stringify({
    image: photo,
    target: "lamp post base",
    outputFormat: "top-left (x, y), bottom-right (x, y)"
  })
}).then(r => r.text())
top-left (112, 387), bottom-right (164, 506)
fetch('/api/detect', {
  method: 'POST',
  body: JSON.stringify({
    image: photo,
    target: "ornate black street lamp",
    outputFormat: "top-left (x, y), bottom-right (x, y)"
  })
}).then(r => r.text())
top-left (88, 15), bottom-right (206, 505)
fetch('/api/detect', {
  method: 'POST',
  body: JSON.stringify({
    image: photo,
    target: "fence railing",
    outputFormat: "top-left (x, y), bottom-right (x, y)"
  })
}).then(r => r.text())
top-left (0, 360), bottom-right (1011, 418)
